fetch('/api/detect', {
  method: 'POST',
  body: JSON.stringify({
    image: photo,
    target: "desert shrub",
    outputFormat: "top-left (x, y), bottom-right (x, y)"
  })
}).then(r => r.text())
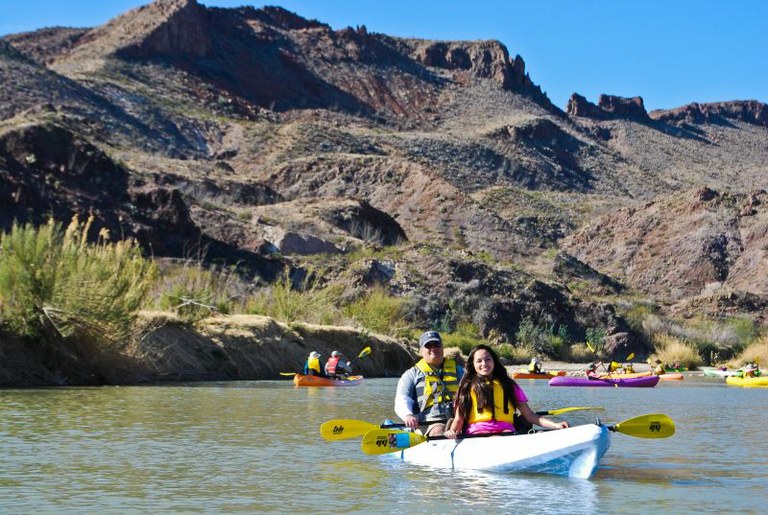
top-left (727, 337), bottom-right (768, 369)
top-left (155, 261), bottom-right (241, 321)
top-left (567, 343), bottom-right (594, 362)
top-left (442, 321), bottom-right (483, 355)
top-left (652, 333), bottom-right (703, 368)
top-left (495, 342), bottom-right (535, 364)
top-left (342, 286), bottom-right (410, 337)
top-left (0, 216), bottom-right (156, 347)
top-left (246, 272), bottom-right (338, 324)
top-left (619, 301), bottom-right (657, 334)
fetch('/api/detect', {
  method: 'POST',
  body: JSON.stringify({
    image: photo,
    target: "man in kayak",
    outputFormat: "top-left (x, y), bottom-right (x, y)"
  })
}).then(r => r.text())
top-left (394, 330), bottom-right (464, 436)
top-left (324, 350), bottom-right (352, 379)
top-left (652, 359), bottom-right (666, 375)
top-left (303, 351), bottom-right (325, 376)
top-left (443, 344), bottom-right (568, 438)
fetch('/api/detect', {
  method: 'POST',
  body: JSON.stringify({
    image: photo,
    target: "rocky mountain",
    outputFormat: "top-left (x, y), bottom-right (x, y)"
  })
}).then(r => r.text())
top-left (2, 0), bottom-right (767, 356)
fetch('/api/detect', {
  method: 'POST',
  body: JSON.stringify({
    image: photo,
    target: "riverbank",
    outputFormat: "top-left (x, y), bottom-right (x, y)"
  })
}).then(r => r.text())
top-left (0, 311), bottom-right (660, 387)
top-left (0, 312), bottom-right (418, 386)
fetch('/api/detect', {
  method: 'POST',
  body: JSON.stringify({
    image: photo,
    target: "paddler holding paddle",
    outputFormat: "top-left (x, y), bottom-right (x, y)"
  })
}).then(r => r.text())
top-left (394, 331), bottom-right (465, 437)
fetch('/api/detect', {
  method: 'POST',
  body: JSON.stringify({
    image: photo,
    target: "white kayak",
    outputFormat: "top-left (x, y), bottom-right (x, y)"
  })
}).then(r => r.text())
top-left (385, 424), bottom-right (611, 479)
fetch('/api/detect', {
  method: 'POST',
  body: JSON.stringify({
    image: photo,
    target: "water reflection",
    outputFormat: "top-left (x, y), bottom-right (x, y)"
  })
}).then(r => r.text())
top-left (0, 378), bottom-right (766, 513)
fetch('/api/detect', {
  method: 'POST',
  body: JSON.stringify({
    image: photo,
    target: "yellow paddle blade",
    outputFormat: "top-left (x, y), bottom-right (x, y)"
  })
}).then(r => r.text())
top-left (544, 406), bottom-right (605, 416)
top-left (586, 341), bottom-right (596, 353)
top-left (626, 352), bottom-right (635, 361)
top-left (320, 419), bottom-right (378, 440)
top-left (279, 372), bottom-right (297, 376)
top-left (611, 413), bottom-right (675, 439)
top-left (358, 346), bottom-right (372, 358)
top-left (361, 429), bottom-right (427, 454)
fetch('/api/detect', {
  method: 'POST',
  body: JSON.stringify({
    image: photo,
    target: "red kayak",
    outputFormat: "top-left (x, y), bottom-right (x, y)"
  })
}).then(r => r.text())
top-left (549, 375), bottom-right (659, 388)
top-left (293, 374), bottom-right (364, 387)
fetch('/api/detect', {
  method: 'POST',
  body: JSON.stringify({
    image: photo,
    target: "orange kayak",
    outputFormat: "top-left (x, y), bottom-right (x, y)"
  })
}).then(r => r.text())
top-left (293, 374), bottom-right (364, 387)
top-left (658, 373), bottom-right (684, 381)
top-left (512, 370), bottom-right (567, 380)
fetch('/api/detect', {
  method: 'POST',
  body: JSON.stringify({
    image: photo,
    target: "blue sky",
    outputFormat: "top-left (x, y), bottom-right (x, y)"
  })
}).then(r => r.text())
top-left (1, 0), bottom-right (766, 111)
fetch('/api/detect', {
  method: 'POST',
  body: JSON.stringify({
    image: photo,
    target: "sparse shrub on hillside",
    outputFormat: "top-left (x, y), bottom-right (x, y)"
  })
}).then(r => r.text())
top-left (728, 337), bottom-right (768, 369)
top-left (652, 333), bottom-right (703, 369)
top-left (155, 261), bottom-right (241, 322)
top-left (441, 321), bottom-right (483, 355)
top-left (567, 343), bottom-right (594, 362)
top-left (0, 216), bottom-right (156, 348)
top-left (622, 300), bottom-right (761, 364)
top-left (246, 272), bottom-right (338, 324)
top-left (495, 342), bottom-right (535, 364)
top-left (514, 316), bottom-right (571, 359)
top-left (342, 285), bottom-right (410, 337)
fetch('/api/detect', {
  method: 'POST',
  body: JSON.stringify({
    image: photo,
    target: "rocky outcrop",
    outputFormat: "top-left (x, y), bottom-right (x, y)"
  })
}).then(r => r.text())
top-left (317, 200), bottom-right (407, 246)
top-left (651, 100), bottom-right (768, 127)
top-left (567, 93), bottom-right (649, 120)
top-left (262, 227), bottom-right (341, 255)
top-left (553, 252), bottom-right (625, 295)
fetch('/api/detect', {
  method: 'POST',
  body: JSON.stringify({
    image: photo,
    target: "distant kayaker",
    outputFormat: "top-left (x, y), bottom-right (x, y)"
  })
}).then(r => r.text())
top-left (443, 344), bottom-right (569, 439)
top-left (743, 362), bottom-right (759, 378)
top-left (303, 351), bottom-right (324, 376)
top-left (325, 350), bottom-right (352, 379)
top-left (394, 330), bottom-right (465, 436)
top-left (528, 356), bottom-right (542, 374)
top-left (586, 362), bottom-right (600, 379)
top-left (653, 359), bottom-right (666, 375)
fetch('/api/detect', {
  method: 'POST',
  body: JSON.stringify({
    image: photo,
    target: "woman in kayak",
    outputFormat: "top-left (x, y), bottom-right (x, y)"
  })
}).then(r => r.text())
top-left (443, 344), bottom-right (568, 439)
top-left (586, 362), bottom-right (600, 379)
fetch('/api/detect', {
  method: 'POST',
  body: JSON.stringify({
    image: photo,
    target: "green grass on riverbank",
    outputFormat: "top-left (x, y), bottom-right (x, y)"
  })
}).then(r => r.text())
top-left (0, 217), bottom-right (765, 379)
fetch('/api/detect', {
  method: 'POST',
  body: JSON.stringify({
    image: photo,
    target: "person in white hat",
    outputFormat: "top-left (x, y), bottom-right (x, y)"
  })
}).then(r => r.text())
top-left (325, 350), bottom-right (352, 378)
top-left (303, 351), bottom-right (324, 376)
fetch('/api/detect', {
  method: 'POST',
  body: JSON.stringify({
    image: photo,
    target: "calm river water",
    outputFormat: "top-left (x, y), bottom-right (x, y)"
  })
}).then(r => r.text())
top-left (1, 375), bottom-right (766, 514)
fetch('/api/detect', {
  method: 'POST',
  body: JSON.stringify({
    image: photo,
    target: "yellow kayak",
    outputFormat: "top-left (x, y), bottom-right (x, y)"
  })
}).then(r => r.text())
top-left (725, 375), bottom-right (768, 388)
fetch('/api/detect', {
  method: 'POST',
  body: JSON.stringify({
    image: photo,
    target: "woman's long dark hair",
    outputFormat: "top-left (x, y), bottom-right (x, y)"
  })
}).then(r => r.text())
top-left (455, 344), bottom-right (518, 424)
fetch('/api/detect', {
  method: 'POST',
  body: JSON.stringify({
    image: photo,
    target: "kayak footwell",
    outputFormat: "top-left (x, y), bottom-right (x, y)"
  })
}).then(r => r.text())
top-left (388, 424), bottom-right (611, 479)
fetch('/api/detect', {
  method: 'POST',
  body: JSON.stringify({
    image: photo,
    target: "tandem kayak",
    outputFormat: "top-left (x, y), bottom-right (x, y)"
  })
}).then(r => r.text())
top-left (725, 375), bottom-right (768, 388)
top-left (549, 375), bottom-right (660, 388)
top-left (293, 374), bottom-right (364, 387)
top-left (385, 424), bottom-right (610, 479)
top-left (512, 370), bottom-right (567, 380)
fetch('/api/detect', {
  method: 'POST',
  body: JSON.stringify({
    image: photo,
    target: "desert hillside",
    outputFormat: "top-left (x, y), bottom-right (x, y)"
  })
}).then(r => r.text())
top-left (1, 0), bottom-right (767, 383)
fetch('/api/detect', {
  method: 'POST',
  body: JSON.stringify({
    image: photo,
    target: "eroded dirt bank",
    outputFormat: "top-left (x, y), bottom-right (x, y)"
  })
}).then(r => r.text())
top-left (0, 312), bottom-right (417, 386)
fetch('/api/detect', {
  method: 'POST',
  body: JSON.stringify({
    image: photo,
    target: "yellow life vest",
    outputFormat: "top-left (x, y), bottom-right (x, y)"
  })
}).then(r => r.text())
top-left (307, 356), bottom-right (322, 374)
top-left (467, 379), bottom-right (515, 424)
top-left (414, 358), bottom-right (460, 412)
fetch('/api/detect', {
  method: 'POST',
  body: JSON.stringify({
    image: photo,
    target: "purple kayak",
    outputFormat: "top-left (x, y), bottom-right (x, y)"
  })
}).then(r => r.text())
top-left (549, 375), bottom-right (660, 388)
